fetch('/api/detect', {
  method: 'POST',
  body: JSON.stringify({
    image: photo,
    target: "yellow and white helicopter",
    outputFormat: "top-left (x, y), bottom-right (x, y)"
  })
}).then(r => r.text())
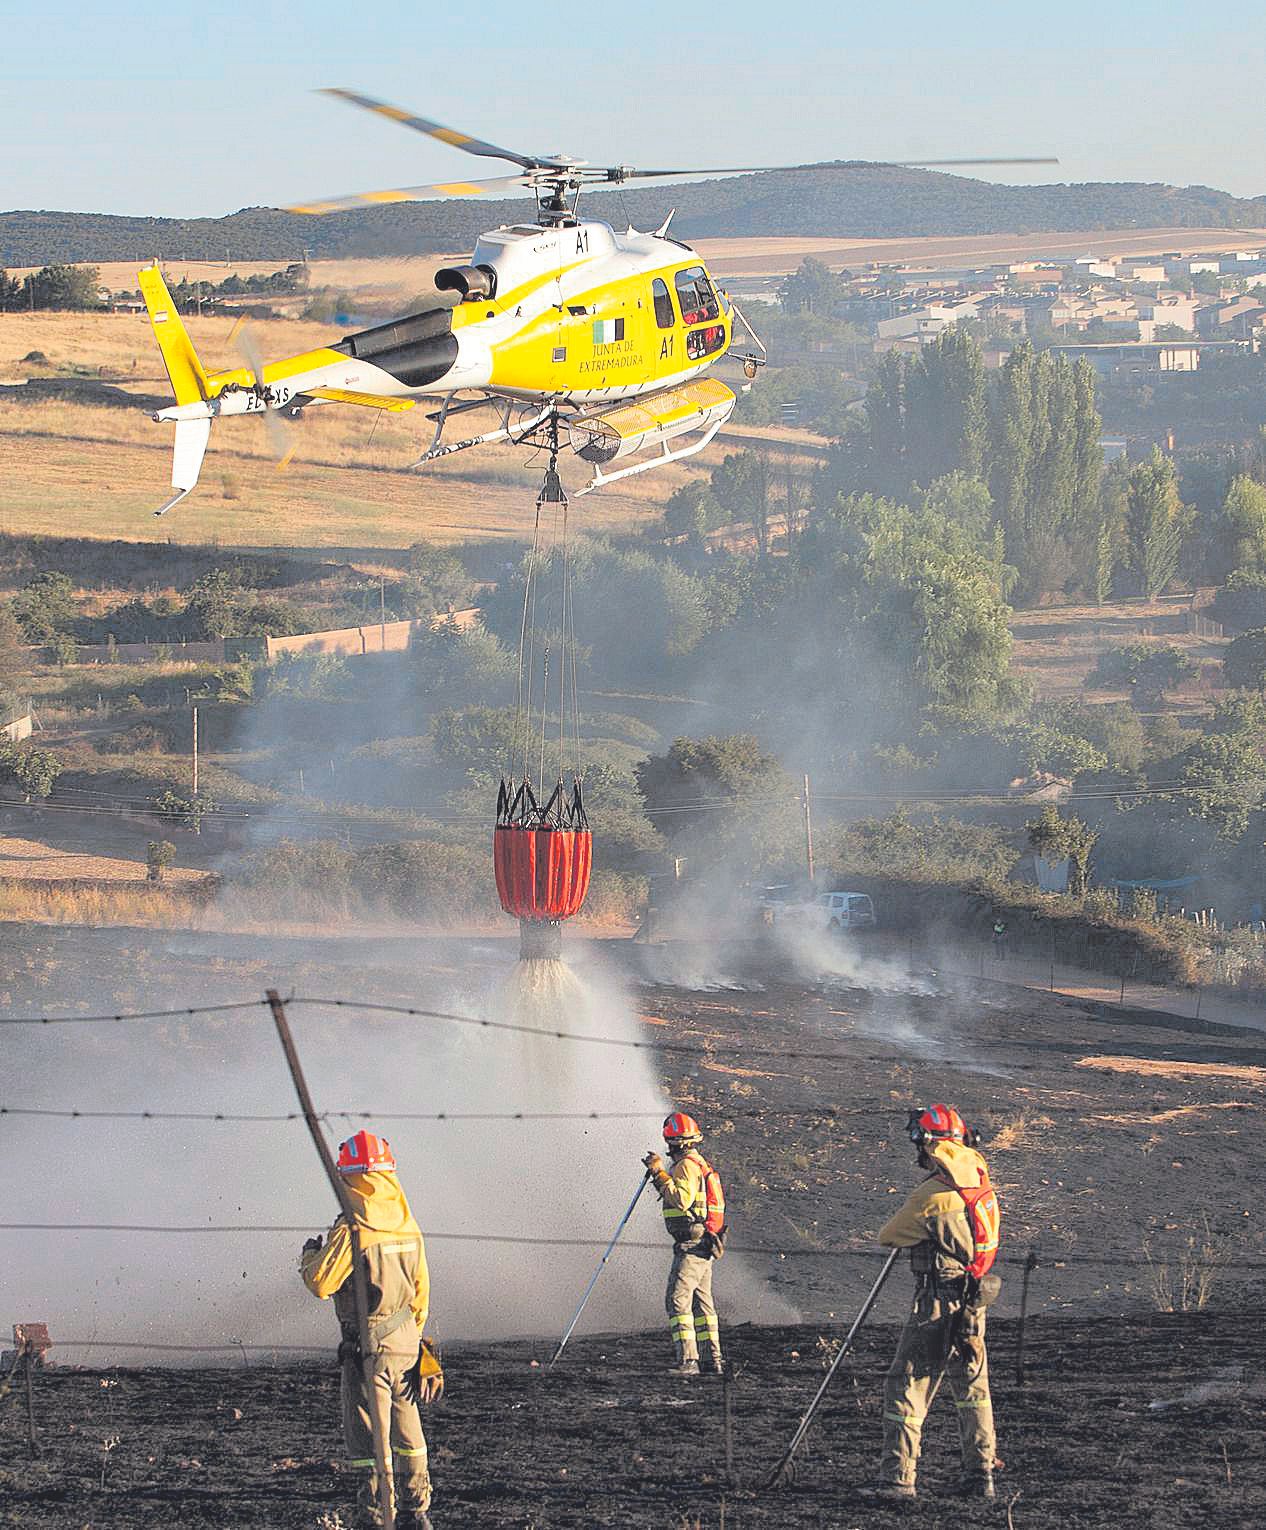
top-left (140, 88), bottom-right (1053, 513)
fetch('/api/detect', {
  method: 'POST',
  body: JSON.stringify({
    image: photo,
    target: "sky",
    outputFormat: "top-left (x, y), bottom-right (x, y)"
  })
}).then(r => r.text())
top-left (2, 0), bottom-right (1265, 218)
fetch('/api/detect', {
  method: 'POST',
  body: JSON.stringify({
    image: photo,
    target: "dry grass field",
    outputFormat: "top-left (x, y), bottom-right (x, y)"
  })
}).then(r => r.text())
top-left (1008, 592), bottom-right (1229, 707)
top-left (0, 313), bottom-right (698, 549)
top-left (14, 227), bottom-right (1266, 294)
top-left (695, 225), bottom-right (1266, 276)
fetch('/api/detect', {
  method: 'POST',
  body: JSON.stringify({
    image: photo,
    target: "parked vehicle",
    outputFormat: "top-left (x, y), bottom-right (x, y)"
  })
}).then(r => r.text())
top-left (766, 888), bottom-right (877, 932)
top-left (815, 891), bottom-right (876, 931)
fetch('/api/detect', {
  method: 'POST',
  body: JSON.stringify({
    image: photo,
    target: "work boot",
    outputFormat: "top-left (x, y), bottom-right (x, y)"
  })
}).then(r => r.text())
top-left (958, 1472), bottom-right (995, 1499)
top-left (702, 1345), bottom-right (724, 1375)
top-left (668, 1339), bottom-right (700, 1377)
top-left (857, 1482), bottom-right (917, 1503)
top-left (396, 1514), bottom-right (433, 1529)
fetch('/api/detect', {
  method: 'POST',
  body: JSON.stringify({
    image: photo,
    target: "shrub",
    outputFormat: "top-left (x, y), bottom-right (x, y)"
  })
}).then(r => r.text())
top-left (146, 840), bottom-right (177, 883)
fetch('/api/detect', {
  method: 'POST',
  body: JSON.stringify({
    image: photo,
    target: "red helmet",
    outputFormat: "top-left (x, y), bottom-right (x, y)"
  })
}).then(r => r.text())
top-left (662, 1111), bottom-right (702, 1146)
top-left (337, 1130), bottom-right (396, 1175)
top-left (908, 1104), bottom-right (967, 1147)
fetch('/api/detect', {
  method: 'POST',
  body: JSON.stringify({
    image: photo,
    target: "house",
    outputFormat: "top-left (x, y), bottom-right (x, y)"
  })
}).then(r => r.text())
top-left (1137, 296), bottom-right (1199, 332)
top-left (1118, 262), bottom-right (1168, 283)
top-left (1200, 297), bottom-right (1266, 338)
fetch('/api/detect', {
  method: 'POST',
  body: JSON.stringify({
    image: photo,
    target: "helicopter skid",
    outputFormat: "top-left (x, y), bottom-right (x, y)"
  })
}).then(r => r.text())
top-left (574, 415), bottom-right (726, 495)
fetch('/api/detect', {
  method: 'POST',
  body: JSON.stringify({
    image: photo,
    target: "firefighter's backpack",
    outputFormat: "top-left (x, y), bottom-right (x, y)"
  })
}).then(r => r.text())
top-left (941, 1162), bottom-right (1000, 1280)
top-left (699, 1154), bottom-right (728, 1255)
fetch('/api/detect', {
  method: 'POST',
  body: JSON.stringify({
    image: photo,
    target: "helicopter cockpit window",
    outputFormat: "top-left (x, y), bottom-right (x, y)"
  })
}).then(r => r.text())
top-left (674, 266), bottom-right (720, 326)
top-left (652, 278), bottom-right (675, 329)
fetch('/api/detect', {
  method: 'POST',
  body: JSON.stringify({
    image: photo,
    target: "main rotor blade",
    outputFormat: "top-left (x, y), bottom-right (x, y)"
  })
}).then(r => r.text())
top-left (617, 157), bottom-right (1058, 180)
top-left (286, 174), bottom-right (536, 215)
top-left (319, 88), bottom-right (556, 171)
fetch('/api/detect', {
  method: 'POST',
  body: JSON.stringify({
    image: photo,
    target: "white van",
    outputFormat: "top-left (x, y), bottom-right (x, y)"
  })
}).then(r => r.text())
top-left (814, 891), bottom-right (876, 931)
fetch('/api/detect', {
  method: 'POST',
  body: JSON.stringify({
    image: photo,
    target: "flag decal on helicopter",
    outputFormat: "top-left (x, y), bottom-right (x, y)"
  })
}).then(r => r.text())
top-left (593, 319), bottom-right (625, 344)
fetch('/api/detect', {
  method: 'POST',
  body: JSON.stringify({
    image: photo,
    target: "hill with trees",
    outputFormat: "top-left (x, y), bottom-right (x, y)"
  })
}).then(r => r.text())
top-left (5, 167), bottom-right (1266, 264)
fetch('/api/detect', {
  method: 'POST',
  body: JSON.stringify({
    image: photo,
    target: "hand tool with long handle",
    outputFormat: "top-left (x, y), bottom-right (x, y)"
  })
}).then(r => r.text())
top-left (765, 1247), bottom-right (901, 1488)
top-left (549, 1170), bottom-right (652, 1367)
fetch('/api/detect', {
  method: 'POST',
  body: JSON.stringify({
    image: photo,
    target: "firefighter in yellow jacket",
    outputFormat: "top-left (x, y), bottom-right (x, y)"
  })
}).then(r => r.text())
top-left (643, 1111), bottom-right (725, 1376)
top-left (300, 1131), bottom-right (442, 1530)
top-left (863, 1104), bottom-right (1001, 1503)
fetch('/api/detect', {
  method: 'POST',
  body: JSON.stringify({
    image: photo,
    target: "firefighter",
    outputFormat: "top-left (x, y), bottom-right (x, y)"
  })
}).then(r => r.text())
top-left (862, 1104), bottom-right (1001, 1503)
top-left (300, 1131), bottom-right (443, 1530)
top-left (643, 1111), bottom-right (726, 1376)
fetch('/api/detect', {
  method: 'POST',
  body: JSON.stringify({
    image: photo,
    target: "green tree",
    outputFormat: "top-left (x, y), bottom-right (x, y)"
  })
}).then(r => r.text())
top-left (1176, 730), bottom-right (1264, 840)
top-left (1126, 449), bottom-right (1190, 599)
top-left (863, 351), bottom-right (908, 499)
top-left (11, 572), bottom-right (76, 643)
top-left (0, 742), bottom-right (61, 801)
top-left (636, 734), bottom-right (798, 870)
top-left (989, 341), bottom-right (1036, 576)
top-left (430, 706), bottom-right (519, 785)
top-left (146, 840), bottom-right (177, 883)
top-left (0, 605), bottom-right (27, 685)
top-left (1223, 628), bottom-right (1266, 690)
top-left (905, 328), bottom-right (987, 485)
top-left (663, 480), bottom-right (727, 545)
top-left (399, 543), bottom-right (473, 618)
top-left (919, 473), bottom-right (994, 542)
top-left (1210, 475), bottom-right (1266, 580)
top-left (1071, 358), bottom-right (1105, 558)
top-left (778, 257), bottom-right (841, 315)
top-left (410, 623), bottom-right (515, 705)
top-left (22, 264), bottom-right (103, 310)
top-left (153, 789), bottom-right (218, 830)
top-left (1025, 805), bottom-right (1098, 895)
top-left (1089, 643), bottom-right (1194, 707)
top-left (711, 451), bottom-right (773, 557)
top-left (182, 569), bottom-right (242, 639)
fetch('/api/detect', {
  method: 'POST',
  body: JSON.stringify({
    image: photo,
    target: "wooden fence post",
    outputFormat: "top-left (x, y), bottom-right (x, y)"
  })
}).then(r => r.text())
top-left (266, 990), bottom-right (396, 1530)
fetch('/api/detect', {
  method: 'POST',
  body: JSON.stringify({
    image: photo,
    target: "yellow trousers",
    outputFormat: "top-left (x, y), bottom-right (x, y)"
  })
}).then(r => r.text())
top-left (881, 1284), bottom-right (995, 1489)
top-left (341, 1349), bottom-right (431, 1522)
top-left (665, 1248), bottom-right (721, 1362)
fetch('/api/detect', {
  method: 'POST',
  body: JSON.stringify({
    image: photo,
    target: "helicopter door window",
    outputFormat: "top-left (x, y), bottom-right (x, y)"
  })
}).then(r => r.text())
top-left (674, 266), bottom-right (720, 326)
top-left (686, 324), bottom-right (726, 361)
top-left (652, 278), bottom-right (675, 329)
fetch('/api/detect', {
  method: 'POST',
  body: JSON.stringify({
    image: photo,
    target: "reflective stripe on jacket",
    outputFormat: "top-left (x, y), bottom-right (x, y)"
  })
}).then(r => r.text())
top-left (654, 1148), bottom-right (709, 1242)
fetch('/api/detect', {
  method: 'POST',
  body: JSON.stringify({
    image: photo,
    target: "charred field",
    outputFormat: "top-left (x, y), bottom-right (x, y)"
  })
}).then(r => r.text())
top-left (3, 922), bottom-right (1266, 1525)
top-left (4, 1310), bottom-right (1265, 1528)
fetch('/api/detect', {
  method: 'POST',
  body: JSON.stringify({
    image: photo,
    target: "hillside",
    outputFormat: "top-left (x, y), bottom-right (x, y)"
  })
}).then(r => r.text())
top-left (5, 167), bottom-right (1266, 265)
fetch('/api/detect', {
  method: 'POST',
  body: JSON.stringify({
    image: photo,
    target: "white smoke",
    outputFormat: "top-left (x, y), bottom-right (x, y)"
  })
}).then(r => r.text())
top-left (4, 933), bottom-right (789, 1364)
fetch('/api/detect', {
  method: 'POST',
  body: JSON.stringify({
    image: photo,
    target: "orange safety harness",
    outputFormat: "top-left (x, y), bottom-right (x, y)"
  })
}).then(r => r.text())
top-left (936, 1160), bottom-right (1001, 1281)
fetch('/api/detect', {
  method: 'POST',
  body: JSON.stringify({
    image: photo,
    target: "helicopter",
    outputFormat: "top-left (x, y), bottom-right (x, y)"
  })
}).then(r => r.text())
top-left (140, 88), bottom-right (1054, 514)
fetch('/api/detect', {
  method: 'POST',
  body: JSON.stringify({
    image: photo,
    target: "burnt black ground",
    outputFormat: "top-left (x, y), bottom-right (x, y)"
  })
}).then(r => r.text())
top-left (3, 1311), bottom-right (1263, 1528)
top-left (6, 924), bottom-right (1266, 1525)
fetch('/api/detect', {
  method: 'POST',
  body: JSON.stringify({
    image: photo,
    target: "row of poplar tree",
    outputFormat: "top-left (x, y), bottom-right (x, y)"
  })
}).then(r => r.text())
top-left (831, 333), bottom-right (1189, 604)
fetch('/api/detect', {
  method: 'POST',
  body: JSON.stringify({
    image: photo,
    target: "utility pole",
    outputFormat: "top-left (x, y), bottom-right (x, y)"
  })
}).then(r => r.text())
top-left (802, 773), bottom-right (815, 885)
top-left (380, 577), bottom-right (387, 653)
top-left (191, 704), bottom-right (199, 799)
